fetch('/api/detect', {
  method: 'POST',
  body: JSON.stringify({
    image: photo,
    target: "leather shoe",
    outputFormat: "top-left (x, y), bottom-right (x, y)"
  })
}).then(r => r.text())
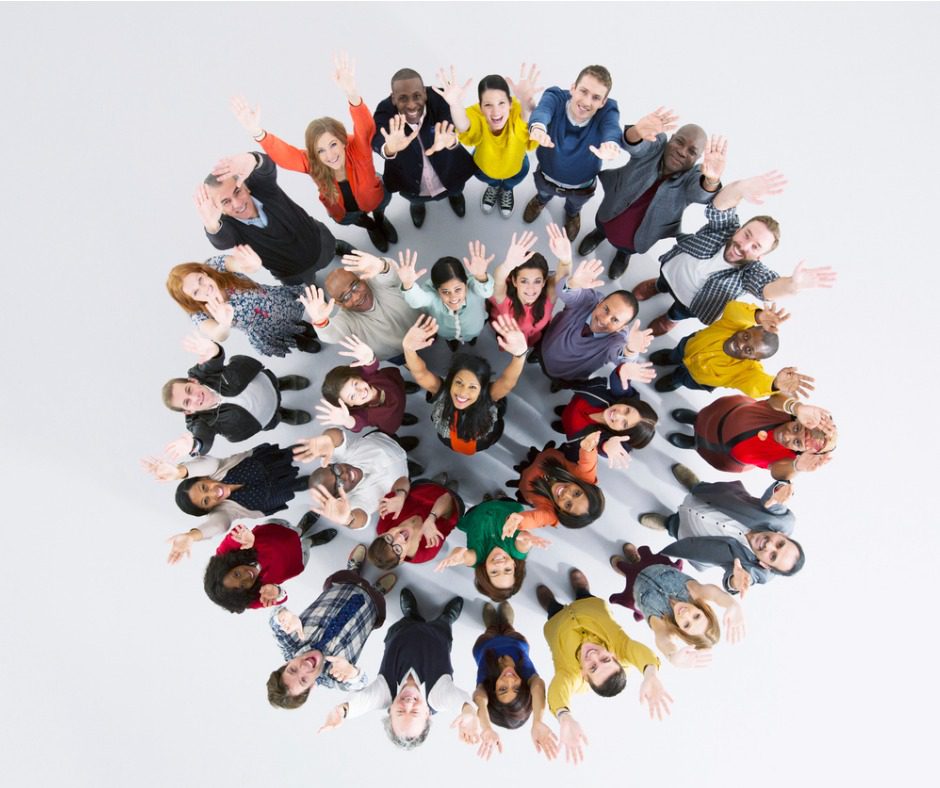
top-left (569, 567), bottom-right (590, 594)
top-left (379, 215), bottom-right (398, 244)
top-left (608, 250), bottom-right (631, 279)
top-left (404, 381), bottom-right (421, 395)
top-left (400, 587), bottom-right (419, 619)
top-left (409, 202), bottom-right (426, 228)
top-left (554, 405), bottom-right (566, 417)
top-left (551, 419), bottom-right (564, 433)
top-left (367, 225), bottom-right (389, 253)
top-left (441, 596), bottom-right (464, 625)
top-left (397, 435), bottom-right (420, 452)
top-left (578, 227), bottom-right (605, 256)
top-left (672, 408), bottom-right (698, 425)
top-left (654, 372), bottom-right (681, 393)
top-left (400, 412), bottom-right (419, 426)
top-left (482, 602), bottom-right (497, 628)
top-left (278, 408), bottom-right (312, 425)
top-left (497, 601), bottom-right (515, 627)
top-left (448, 192), bottom-right (466, 217)
top-left (536, 584), bottom-right (557, 613)
top-left (649, 314), bottom-right (678, 337)
top-left (277, 375), bottom-right (310, 391)
top-left (638, 513), bottom-right (667, 531)
top-left (564, 212), bottom-right (581, 241)
top-left (296, 510), bottom-right (320, 536)
top-left (671, 463), bottom-right (701, 491)
top-left (308, 527), bottom-right (338, 547)
top-left (523, 195), bottom-right (546, 223)
top-left (649, 349), bottom-right (674, 366)
top-left (633, 278), bottom-right (660, 301)
top-left (666, 432), bottom-right (695, 450)
top-left (334, 239), bottom-right (354, 258)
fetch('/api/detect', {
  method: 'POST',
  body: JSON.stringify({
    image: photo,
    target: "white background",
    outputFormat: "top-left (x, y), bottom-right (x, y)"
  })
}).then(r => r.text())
top-left (2, 2), bottom-right (936, 785)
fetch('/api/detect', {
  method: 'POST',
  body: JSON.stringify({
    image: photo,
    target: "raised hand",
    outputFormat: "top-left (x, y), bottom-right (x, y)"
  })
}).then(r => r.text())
top-left (546, 222), bottom-right (572, 262)
top-left (310, 483), bottom-right (352, 525)
top-left (476, 728), bottom-right (503, 760)
top-left (463, 240), bottom-right (496, 281)
top-left (230, 523), bottom-right (255, 548)
top-left (391, 248), bottom-right (426, 290)
top-left (579, 430), bottom-right (601, 453)
top-left (756, 301), bottom-right (790, 332)
top-left (774, 367), bottom-right (815, 399)
top-left (589, 141), bottom-right (623, 161)
top-left (211, 153), bottom-right (257, 184)
top-left (794, 403), bottom-right (834, 431)
top-left (380, 113), bottom-right (420, 156)
top-left (229, 94), bottom-right (263, 138)
top-left (164, 434), bottom-right (195, 461)
top-left (624, 320), bottom-right (654, 355)
top-left (315, 398), bottom-right (355, 430)
top-left (529, 126), bottom-right (554, 148)
top-left (402, 314), bottom-right (439, 352)
top-left (668, 646), bottom-right (713, 669)
top-left (765, 482), bottom-right (794, 509)
top-left (503, 231), bottom-right (538, 270)
top-left (342, 249), bottom-right (385, 280)
top-left (491, 314), bottom-right (528, 356)
top-left (603, 436), bottom-right (632, 470)
top-left (638, 668), bottom-right (673, 721)
top-left (701, 134), bottom-right (728, 183)
top-left (731, 557), bottom-right (753, 598)
top-left (141, 456), bottom-right (183, 482)
top-left (451, 707), bottom-right (481, 746)
top-left (501, 512), bottom-right (524, 539)
top-left (633, 106), bottom-right (680, 142)
top-left (566, 258), bottom-right (604, 291)
top-left (558, 714), bottom-right (589, 765)
top-left (506, 62), bottom-right (543, 111)
top-left (298, 285), bottom-right (335, 325)
top-left (420, 516), bottom-right (444, 547)
top-left (166, 532), bottom-right (195, 565)
top-left (432, 65), bottom-right (472, 106)
top-left (736, 170), bottom-right (788, 205)
top-left (531, 720), bottom-right (559, 761)
top-left (318, 705), bottom-right (347, 734)
top-left (181, 331), bottom-right (218, 362)
top-left (276, 608), bottom-right (304, 637)
top-left (292, 435), bottom-right (336, 466)
top-left (325, 655), bottom-right (359, 682)
top-left (425, 121), bottom-right (458, 156)
top-left (516, 531), bottom-right (551, 551)
top-left (378, 489), bottom-right (406, 518)
top-left (337, 334), bottom-right (376, 367)
top-left (226, 244), bottom-right (262, 274)
top-left (204, 293), bottom-right (234, 328)
top-left (259, 584), bottom-right (281, 607)
top-left (434, 546), bottom-right (468, 572)
top-left (723, 602), bottom-right (746, 644)
top-left (618, 360), bottom-right (656, 385)
top-left (789, 260), bottom-right (838, 291)
top-left (193, 183), bottom-right (222, 230)
top-left (794, 452), bottom-right (833, 473)
top-left (331, 51), bottom-right (358, 100)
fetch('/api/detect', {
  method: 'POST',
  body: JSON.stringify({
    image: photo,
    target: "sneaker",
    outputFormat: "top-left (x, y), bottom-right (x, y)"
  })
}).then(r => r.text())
top-left (578, 227), bottom-right (605, 256)
top-left (523, 195), bottom-right (546, 223)
top-left (277, 375), bottom-right (310, 391)
top-left (481, 186), bottom-right (499, 215)
top-left (638, 513), bottom-right (668, 531)
top-left (498, 188), bottom-right (514, 219)
top-left (671, 463), bottom-right (701, 491)
top-left (374, 573), bottom-right (397, 595)
top-left (649, 314), bottom-right (678, 337)
top-left (633, 278), bottom-right (660, 302)
top-left (564, 212), bottom-right (581, 241)
top-left (347, 544), bottom-right (367, 572)
top-left (409, 202), bottom-right (426, 228)
top-left (448, 192), bottom-right (466, 217)
top-left (278, 408), bottom-right (312, 425)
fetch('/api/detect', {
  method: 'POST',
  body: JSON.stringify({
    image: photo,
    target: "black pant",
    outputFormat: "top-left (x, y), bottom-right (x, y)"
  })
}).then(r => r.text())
top-left (546, 589), bottom-right (596, 620)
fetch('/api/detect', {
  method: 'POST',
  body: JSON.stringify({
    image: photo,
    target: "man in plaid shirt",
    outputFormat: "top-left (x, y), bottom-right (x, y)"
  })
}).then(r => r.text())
top-left (265, 545), bottom-right (395, 709)
top-left (633, 171), bottom-right (836, 336)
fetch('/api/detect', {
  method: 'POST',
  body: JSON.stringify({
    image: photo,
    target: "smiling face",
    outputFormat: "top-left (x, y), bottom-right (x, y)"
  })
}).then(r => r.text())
top-left (282, 651), bottom-right (324, 696)
top-left (315, 131), bottom-right (346, 171)
top-left (672, 600), bottom-right (708, 636)
top-left (747, 531), bottom-right (800, 571)
top-left (222, 564), bottom-right (259, 591)
top-left (326, 270), bottom-right (375, 313)
top-left (589, 293), bottom-right (635, 334)
top-left (579, 642), bottom-right (619, 684)
top-left (603, 403), bottom-right (640, 431)
top-left (568, 75), bottom-right (609, 123)
top-left (774, 421), bottom-right (828, 454)
top-left (170, 379), bottom-right (218, 413)
top-left (391, 76), bottom-right (427, 124)
top-left (494, 657), bottom-right (522, 704)
top-left (551, 481), bottom-right (589, 517)
top-left (484, 548), bottom-right (516, 589)
top-left (511, 266), bottom-right (547, 305)
top-left (390, 677), bottom-right (430, 738)
top-left (187, 479), bottom-right (231, 511)
top-left (437, 278), bottom-right (468, 311)
top-left (723, 327), bottom-right (771, 360)
top-left (181, 271), bottom-right (221, 304)
top-left (480, 88), bottom-right (512, 133)
top-left (449, 369), bottom-right (481, 410)
top-left (326, 463), bottom-right (363, 493)
top-left (724, 220), bottom-right (777, 264)
top-left (338, 376), bottom-right (376, 408)
top-left (662, 125), bottom-right (706, 175)
top-left (209, 177), bottom-right (258, 220)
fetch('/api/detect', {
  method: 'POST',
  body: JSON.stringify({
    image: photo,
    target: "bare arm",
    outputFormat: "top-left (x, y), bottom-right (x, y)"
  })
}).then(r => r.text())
top-left (401, 316), bottom-right (442, 395)
top-left (490, 353), bottom-right (525, 402)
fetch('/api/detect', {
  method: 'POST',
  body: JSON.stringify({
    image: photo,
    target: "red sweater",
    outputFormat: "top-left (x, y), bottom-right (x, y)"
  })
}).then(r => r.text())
top-left (215, 523), bottom-right (305, 609)
top-left (376, 483), bottom-right (459, 564)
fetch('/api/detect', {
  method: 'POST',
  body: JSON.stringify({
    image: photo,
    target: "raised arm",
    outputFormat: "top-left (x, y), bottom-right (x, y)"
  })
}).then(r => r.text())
top-left (528, 676), bottom-right (558, 761)
top-left (546, 222), bottom-right (573, 289)
top-left (506, 62), bottom-right (543, 121)
top-left (491, 232), bottom-right (537, 303)
top-left (432, 66), bottom-right (473, 132)
top-left (331, 51), bottom-right (361, 106)
top-left (761, 260), bottom-right (838, 300)
top-left (489, 316), bottom-right (528, 401)
top-left (711, 170), bottom-right (788, 211)
top-left (402, 315), bottom-right (442, 395)
top-left (687, 579), bottom-right (746, 645)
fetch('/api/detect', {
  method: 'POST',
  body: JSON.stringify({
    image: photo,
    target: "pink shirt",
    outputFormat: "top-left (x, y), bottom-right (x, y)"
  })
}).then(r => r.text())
top-left (487, 294), bottom-right (556, 346)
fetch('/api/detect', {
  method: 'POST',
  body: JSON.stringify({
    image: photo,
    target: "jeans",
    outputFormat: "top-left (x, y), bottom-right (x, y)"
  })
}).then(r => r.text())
top-left (667, 336), bottom-right (714, 392)
top-left (473, 155), bottom-right (530, 190)
top-left (532, 168), bottom-right (596, 216)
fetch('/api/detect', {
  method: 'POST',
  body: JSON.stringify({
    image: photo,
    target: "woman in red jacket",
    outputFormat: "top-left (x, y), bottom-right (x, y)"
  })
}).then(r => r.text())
top-left (229, 53), bottom-right (397, 252)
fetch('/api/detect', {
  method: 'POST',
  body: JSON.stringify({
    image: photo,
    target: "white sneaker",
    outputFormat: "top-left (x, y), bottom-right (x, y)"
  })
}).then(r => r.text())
top-left (498, 188), bottom-right (514, 219)
top-left (481, 186), bottom-right (498, 215)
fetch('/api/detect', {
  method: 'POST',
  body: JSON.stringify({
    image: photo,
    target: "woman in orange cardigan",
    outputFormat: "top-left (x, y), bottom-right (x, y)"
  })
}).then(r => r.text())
top-left (230, 53), bottom-right (397, 252)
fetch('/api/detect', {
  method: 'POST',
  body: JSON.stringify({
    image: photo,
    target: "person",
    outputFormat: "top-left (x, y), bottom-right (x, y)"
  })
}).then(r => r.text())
top-left (434, 498), bottom-right (551, 602)
top-left (632, 171), bottom-right (838, 336)
top-left (639, 464), bottom-right (805, 597)
top-left (608, 543), bottom-right (745, 666)
top-left (434, 65), bottom-right (541, 218)
top-left (368, 478), bottom-right (464, 569)
top-left (508, 432), bottom-right (605, 532)
top-left (397, 246), bottom-right (494, 349)
top-left (539, 258), bottom-right (654, 389)
top-left (578, 110), bottom-right (724, 279)
top-left (372, 67), bottom-right (475, 227)
top-left (298, 250), bottom-right (420, 361)
top-left (471, 601), bottom-right (559, 761)
top-left (161, 333), bottom-right (311, 459)
top-left (666, 394), bottom-right (838, 488)
top-left (291, 428), bottom-right (411, 531)
top-left (401, 314), bottom-right (529, 455)
top-left (486, 225), bottom-right (572, 348)
top-left (537, 568), bottom-right (672, 765)
top-left (522, 64), bottom-right (623, 241)
top-left (231, 54), bottom-right (397, 252)
top-left (143, 443), bottom-right (308, 564)
top-left (316, 333), bottom-right (419, 450)
top-left (551, 364), bottom-right (659, 467)
top-left (194, 148), bottom-right (349, 286)
top-left (265, 544), bottom-right (396, 710)
top-left (318, 590), bottom-right (481, 751)
top-left (650, 300), bottom-right (815, 397)
top-left (203, 518), bottom-right (336, 613)
top-left (166, 249), bottom-right (321, 357)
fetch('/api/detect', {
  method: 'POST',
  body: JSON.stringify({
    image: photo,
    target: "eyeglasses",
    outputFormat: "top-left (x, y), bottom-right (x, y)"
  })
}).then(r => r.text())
top-left (381, 534), bottom-right (404, 557)
top-left (337, 279), bottom-right (364, 305)
top-left (329, 464), bottom-right (344, 492)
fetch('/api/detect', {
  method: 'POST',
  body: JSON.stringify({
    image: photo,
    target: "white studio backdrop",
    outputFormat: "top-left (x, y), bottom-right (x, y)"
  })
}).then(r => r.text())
top-left (0, 2), bottom-right (936, 786)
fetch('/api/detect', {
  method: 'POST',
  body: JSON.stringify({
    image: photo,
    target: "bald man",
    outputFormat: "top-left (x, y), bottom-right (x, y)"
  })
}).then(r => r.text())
top-left (578, 109), bottom-right (726, 280)
top-left (299, 252), bottom-right (421, 362)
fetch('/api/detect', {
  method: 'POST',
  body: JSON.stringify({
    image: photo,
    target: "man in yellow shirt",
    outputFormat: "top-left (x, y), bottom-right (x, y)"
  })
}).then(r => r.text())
top-left (650, 300), bottom-right (814, 398)
top-left (537, 568), bottom-right (672, 764)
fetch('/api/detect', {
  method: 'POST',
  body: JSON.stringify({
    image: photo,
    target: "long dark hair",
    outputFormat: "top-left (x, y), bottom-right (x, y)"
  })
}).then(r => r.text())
top-left (570, 394), bottom-right (659, 451)
top-left (430, 256), bottom-right (468, 289)
top-left (474, 557), bottom-right (526, 602)
top-left (480, 648), bottom-right (533, 729)
top-left (529, 457), bottom-right (605, 528)
top-left (440, 353), bottom-right (497, 441)
top-left (175, 476), bottom-right (206, 516)
top-left (203, 548), bottom-right (261, 614)
top-left (477, 74), bottom-right (512, 103)
top-left (322, 365), bottom-right (362, 407)
top-left (505, 253), bottom-right (550, 325)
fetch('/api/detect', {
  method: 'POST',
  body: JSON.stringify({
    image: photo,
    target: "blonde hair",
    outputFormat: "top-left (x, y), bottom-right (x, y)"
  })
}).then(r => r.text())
top-left (304, 117), bottom-right (348, 206)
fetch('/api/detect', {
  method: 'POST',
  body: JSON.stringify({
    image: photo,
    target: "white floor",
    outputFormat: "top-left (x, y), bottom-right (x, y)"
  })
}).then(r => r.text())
top-left (3, 3), bottom-right (936, 786)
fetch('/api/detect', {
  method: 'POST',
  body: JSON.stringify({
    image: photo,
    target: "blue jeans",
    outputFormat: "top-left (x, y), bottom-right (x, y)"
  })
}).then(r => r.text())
top-left (668, 336), bottom-right (714, 392)
top-left (474, 155), bottom-right (530, 190)
top-left (532, 168), bottom-right (596, 216)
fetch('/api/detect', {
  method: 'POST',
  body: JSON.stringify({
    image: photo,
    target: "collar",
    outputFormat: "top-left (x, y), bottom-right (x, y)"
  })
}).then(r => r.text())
top-left (564, 100), bottom-right (590, 128)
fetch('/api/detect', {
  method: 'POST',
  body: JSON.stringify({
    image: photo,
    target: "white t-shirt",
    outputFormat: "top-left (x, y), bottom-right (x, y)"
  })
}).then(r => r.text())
top-left (662, 249), bottom-right (733, 307)
top-left (331, 431), bottom-right (408, 525)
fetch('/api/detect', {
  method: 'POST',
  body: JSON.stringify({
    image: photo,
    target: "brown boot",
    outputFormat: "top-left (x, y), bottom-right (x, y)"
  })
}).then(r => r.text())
top-left (497, 601), bottom-right (515, 627)
top-left (649, 314), bottom-right (678, 337)
top-left (523, 195), bottom-right (546, 223)
top-left (482, 602), bottom-right (497, 628)
top-left (633, 278), bottom-right (660, 301)
top-left (536, 584), bottom-right (557, 613)
top-left (564, 212), bottom-right (581, 241)
top-left (569, 567), bottom-right (590, 594)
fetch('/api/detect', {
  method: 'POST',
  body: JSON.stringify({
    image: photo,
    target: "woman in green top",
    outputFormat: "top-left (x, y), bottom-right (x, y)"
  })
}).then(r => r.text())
top-left (435, 498), bottom-right (550, 600)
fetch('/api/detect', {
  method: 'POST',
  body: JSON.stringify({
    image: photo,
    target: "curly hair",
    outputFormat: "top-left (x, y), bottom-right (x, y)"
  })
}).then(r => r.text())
top-left (166, 262), bottom-right (257, 315)
top-left (505, 253), bottom-right (550, 326)
top-left (479, 648), bottom-right (533, 729)
top-left (474, 556), bottom-right (526, 602)
top-left (203, 548), bottom-right (261, 613)
top-left (304, 116), bottom-right (348, 206)
top-left (528, 456), bottom-right (605, 529)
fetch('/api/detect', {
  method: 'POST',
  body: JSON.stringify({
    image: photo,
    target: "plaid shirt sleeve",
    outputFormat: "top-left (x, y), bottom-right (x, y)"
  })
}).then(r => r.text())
top-left (740, 261), bottom-right (780, 299)
top-left (659, 204), bottom-right (740, 264)
top-left (269, 607), bottom-right (302, 662)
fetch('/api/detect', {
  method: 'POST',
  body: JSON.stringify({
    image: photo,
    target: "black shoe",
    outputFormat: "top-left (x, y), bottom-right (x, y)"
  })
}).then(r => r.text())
top-left (401, 412), bottom-right (419, 426)
top-left (334, 239), bottom-right (354, 258)
top-left (296, 510), bottom-right (320, 536)
top-left (549, 379), bottom-right (567, 393)
top-left (649, 349), bottom-right (675, 366)
top-left (553, 405), bottom-right (566, 417)
top-left (578, 227), bottom-right (605, 256)
top-left (308, 527), bottom-right (338, 547)
top-left (293, 475), bottom-right (311, 492)
top-left (654, 373), bottom-right (681, 393)
top-left (407, 460), bottom-right (424, 477)
top-left (536, 584), bottom-right (557, 613)
top-left (397, 435), bottom-right (420, 452)
top-left (448, 192), bottom-right (466, 217)
top-left (379, 215), bottom-right (398, 244)
top-left (608, 250), bottom-right (631, 280)
top-left (277, 375), bottom-right (310, 391)
top-left (295, 336), bottom-right (321, 354)
top-left (672, 408), bottom-right (698, 425)
top-left (526, 351), bottom-right (539, 364)
top-left (278, 408), bottom-right (312, 425)
top-left (404, 381), bottom-right (421, 395)
top-left (440, 596), bottom-right (464, 625)
top-left (445, 339), bottom-right (460, 352)
top-left (551, 419), bottom-right (564, 433)
top-left (367, 225), bottom-right (389, 253)
top-left (400, 587), bottom-right (420, 619)
top-left (666, 432), bottom-right (695, 450)
top-left (410, 202), bottom-right (426, 228)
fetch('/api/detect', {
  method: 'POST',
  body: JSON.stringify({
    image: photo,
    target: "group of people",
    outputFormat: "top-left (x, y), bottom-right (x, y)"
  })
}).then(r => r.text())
top-left (147, 55), bottom-right (838, 763)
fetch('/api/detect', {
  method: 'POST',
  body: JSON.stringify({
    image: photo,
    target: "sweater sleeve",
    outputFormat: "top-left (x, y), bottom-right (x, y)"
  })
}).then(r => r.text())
top-left (611, 627), bottom-right (660, 674)
top-left (596, 99), bottom-right (623, 145)
top-left (529, 88), bottom-right (564, 131)
top-left (258, 131), bottom-right (312, 174)
top-left (348, 100), bottom-right (377, 156)
top-left (546, 669), bottom-right (580, 716)
top-left (576, 445), bottom-right (598, 483)
top-left (402, 282), bottom-right (435, 308)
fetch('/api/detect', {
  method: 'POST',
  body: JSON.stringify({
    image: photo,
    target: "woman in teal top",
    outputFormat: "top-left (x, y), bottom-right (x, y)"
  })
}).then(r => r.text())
top-left (435, 498), bottom-right (550, 600)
